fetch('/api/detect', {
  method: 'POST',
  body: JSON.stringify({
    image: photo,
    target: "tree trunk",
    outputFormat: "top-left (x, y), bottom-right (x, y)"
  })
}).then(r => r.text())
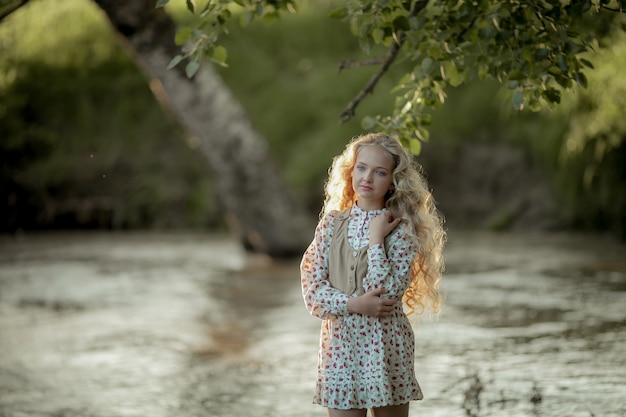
top-left (91, 0), bottom-right (313, 258)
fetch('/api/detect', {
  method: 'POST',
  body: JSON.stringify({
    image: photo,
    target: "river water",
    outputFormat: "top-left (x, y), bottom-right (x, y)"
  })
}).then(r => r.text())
top-left (0, 231), bottom-right (624, 417)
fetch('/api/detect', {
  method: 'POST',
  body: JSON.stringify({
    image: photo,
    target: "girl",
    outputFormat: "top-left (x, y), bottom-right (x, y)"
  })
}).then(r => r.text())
top-left (300, 133), bottom-right (445, 417)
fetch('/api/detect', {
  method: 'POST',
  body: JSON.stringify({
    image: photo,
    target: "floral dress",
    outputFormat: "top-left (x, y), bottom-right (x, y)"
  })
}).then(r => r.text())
top-left (300, 204), bottom-right (423, 410)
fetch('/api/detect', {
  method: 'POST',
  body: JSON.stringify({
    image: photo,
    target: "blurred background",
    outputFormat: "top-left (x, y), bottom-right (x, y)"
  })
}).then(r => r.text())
top-left (1, 1), bottom-right (625, 417)
top-left (2, 0), bottom-right (625, 236)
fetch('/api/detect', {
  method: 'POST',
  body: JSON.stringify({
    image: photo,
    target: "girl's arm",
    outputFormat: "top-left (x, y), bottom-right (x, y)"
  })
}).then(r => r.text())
top-left (364, 227), bottom-right (417, 298)
top-left (300, 212), bottom-right (351, 320)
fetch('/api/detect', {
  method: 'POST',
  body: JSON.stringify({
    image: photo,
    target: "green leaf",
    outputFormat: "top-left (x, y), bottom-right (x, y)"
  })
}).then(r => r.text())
top-left (508, 69), bottom-right (526, 81)
top-left (175, 28), bottom-right (192, 46)
top-left (478, 27), bottom-right (495, 39)
top-left (575, 72), bottom-right (588, 88)
top-left (392, 16), bottom-right (410, 31)
top-left (167, 54), bottom-right (183, 70)
top-left (548, 66), bottom-right (562, 76)
top-left (554, 75), bottom-right (571, 88)
top-left (419, 113), bottom-right (432, 128)
top-left (535, 48), bottom-right (549, 60)
top-left (240, 11), bottom-right (254, 27)
top-left (262, 11), bottom-right (280, 24)
top-left (329, 6), bottom-right (348, 19)
top-left (359, 36), bottom-right (372, 54)
top-left (186, 0), bottom-right (196, 13)
top-left (442, 61), bottom-right (463, 87)
top-left (212, 45), bottom-right (227, 64)
top-left (513, 90), bottom-right (524, 110)
top-left (361, 116), bottom-right (377, 130)
top-left (579, 58), bottom-right (594, 69)
top-left (186, 61), bottom-right (200, 78)
top-left (372, 28), bottom-right (384, 44)
top-left (542, 87), bottom-right (561, 104)
top-left (155, 0), bottom-right (169, 8)
top-left (421, 57), bottom-right (434, 73)
top-left (408, 138), bottom-right (422, 155)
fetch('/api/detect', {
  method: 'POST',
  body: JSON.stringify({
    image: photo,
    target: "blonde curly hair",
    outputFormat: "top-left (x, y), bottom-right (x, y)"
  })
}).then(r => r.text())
top-left (322, 133), bottom-right (446, 316)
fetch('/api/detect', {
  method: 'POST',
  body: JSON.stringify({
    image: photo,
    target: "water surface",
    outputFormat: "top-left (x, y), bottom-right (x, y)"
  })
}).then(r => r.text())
top-left (0, 231), bottom-right (624, 417)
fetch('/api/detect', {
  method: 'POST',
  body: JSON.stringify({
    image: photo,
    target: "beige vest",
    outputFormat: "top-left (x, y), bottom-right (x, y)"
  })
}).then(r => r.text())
top-left (328, 209), bottom-right (394, 296)
top-left (328, 209), bottom-right (368, 296)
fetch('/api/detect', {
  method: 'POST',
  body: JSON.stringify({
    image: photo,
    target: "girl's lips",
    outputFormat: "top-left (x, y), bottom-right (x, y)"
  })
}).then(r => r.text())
top-left (360, 185), bottom-right (372, 191)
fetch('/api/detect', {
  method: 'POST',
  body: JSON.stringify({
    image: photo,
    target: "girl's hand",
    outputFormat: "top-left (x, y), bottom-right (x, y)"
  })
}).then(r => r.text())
top-left (369, 212), bottom-right (401, 245)
top-left (347, 287), bottom-right (396, 318)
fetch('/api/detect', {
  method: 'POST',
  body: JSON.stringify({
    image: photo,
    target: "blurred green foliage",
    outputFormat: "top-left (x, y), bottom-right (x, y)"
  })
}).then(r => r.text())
top-left (1, 0), bottom-right (624, 235)
top-left (0, 0), bottom-right (218, 231)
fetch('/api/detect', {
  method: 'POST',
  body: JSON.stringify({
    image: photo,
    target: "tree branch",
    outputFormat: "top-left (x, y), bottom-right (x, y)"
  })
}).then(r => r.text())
top-left (339, 0), bottom-right (429, 123)
top-left (338, 57), bottom-right (385, 71)
top-left (601, 5), bottom-right (625, 12)
top-left (0, 0), bottom-right (31, 23)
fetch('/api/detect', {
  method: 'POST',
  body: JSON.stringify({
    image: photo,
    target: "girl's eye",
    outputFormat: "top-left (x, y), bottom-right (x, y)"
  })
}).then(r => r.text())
top-left (376, 170), bottom-right (386, 176)
top-left (356, 165), bottom-right (365, 171)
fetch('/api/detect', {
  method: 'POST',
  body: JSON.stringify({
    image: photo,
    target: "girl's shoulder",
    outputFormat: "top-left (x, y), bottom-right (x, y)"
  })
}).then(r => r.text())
top-left (321, 208), bottom-right (350, 223)
top-left (316, 208), bottom-right (351, 237)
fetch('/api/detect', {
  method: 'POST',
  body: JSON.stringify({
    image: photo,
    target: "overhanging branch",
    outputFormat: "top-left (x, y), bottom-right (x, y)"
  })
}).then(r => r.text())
top-left (338, 57), bottom-right (385, 71)
top-left (0, 0), bottom-right (31, 23)
top-left (339, 0), bottom-right (429, 123)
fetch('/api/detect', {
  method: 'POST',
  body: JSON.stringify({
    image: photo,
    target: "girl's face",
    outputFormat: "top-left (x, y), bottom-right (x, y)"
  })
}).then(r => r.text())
top-left (351, 145), bottom-right (395, 210)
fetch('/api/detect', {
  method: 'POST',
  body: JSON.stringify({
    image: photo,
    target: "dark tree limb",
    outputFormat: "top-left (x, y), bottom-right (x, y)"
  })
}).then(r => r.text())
top-left (338, 57), bottom-right (385, 71)
top-left (339, 0), bottom-right (429, 123)
top-left (91, 0), bottom-right (313, 258)
top-left (0, 0), bottom-right (31, 23)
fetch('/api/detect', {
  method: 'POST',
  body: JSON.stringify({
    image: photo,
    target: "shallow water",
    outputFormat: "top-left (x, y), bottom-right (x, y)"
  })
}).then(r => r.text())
top-left (0, 231), bottom-right (624, 417)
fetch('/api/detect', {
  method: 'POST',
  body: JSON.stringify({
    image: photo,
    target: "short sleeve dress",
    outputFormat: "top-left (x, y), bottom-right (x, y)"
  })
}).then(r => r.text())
top-left (300, 204), bottom-right (424, 410)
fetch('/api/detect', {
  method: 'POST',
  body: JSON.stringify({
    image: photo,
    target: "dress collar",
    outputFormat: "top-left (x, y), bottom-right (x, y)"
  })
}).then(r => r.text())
top-left (353, 202), bottom-right (386, 217)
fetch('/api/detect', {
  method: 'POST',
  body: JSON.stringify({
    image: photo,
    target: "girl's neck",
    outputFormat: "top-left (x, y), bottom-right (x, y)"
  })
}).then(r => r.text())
top-left (356, 200), bottom-right (384, 212)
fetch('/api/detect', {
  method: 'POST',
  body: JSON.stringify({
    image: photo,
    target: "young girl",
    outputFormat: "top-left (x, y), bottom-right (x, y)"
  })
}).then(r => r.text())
top-left (300, 133), bottom-right (445, 417)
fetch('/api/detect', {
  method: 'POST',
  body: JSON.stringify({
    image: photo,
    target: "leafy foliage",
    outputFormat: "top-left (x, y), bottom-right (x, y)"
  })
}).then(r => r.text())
top-left (160, 0), bottom-right (625, 152)
top-left (158, 0), bottom-right (296, 76)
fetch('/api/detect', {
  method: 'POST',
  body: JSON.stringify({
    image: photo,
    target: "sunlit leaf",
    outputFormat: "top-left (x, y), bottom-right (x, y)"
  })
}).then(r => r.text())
top-left (372, 28), bottom-right (384, 44)
top-left (213, 45), bottom-right (227, 64)
top-left (155, 0), bottom-right (169, 8)
top-left (443, 62), bottom-right (463, 87)
top-left (408, 138), bottom-right (422, 155)
top-left (175, 28), bottom-right (192, 46)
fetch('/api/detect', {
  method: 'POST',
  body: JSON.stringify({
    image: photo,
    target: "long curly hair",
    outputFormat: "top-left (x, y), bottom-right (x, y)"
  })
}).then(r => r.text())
top-left (321, 133), bottom-right (446, 316)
